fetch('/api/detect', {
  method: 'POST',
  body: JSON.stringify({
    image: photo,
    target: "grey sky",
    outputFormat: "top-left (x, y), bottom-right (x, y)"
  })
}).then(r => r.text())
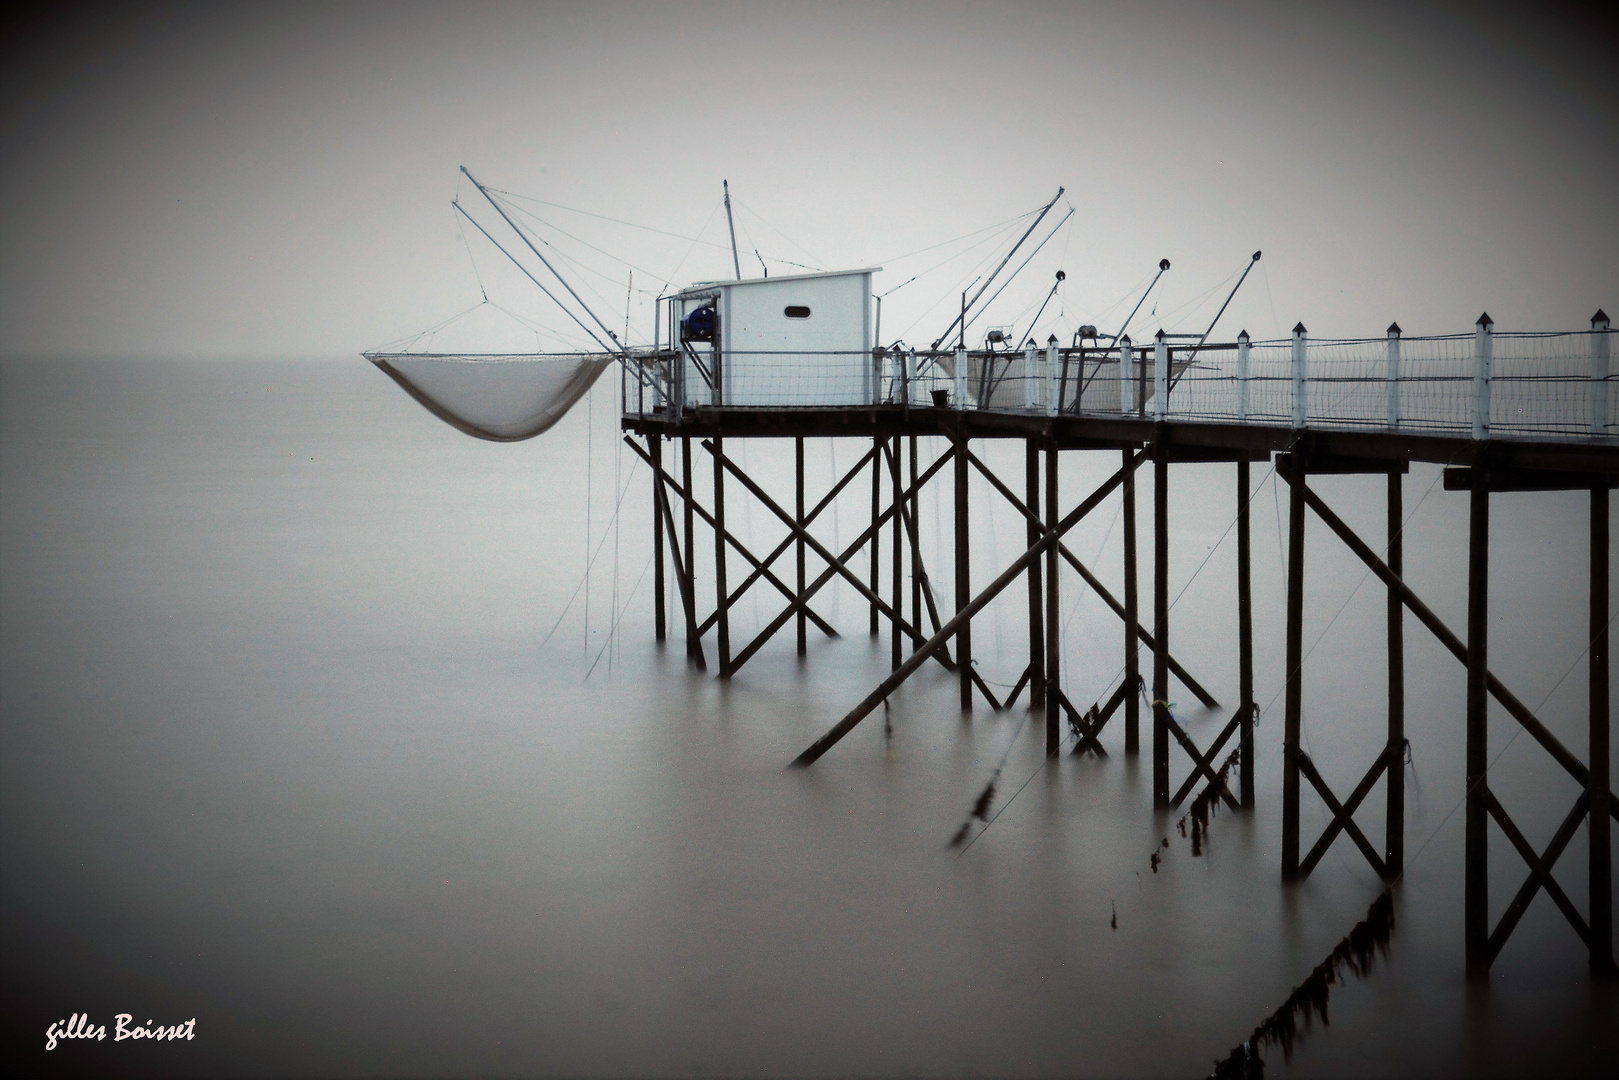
top-left (3, 1), bottom-right (1614, 359)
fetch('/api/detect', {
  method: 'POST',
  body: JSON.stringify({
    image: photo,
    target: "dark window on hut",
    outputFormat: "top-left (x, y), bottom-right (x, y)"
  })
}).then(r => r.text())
top-left (784, 305), bottom-right (811, 319)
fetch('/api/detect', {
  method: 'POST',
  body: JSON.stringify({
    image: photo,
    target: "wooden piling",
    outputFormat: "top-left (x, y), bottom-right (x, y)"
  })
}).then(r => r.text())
top-left (1046, 439), bottom-right (1061, 755)
top-left (713, 436), bottom-right (731, 676)
top-left (652, 434), bottom-right (666, 643)
top-left (910, 435), bottom-right (922, 651)
top-left (1124, 447), bottom-right (1140, 754)
top-left (1386, 470), bottom-right (1406, 872)
top-left (891, 436), bottom-right (903, 672)
top-left (796, 436), bottom-right (807, 656)
top-left (1238, 458), bottom-right (1254, 807)
top-left (1465, 466), bottom-right (1489, 978)
top-left (1153, 435), bottom-right (1170, 805)
top-left (870, 436), bottom-right (881, 636)
top-left (683, 436), bottom-right (699, 664)
top-left (956, 430), bottom-right (972, 711)
top-left (1283, 457), bottom-right (1305, 879)
top-left (1027, 439), bottom-right (1046, 708)
top-left (1591, 482), bottom-right (1613, 976)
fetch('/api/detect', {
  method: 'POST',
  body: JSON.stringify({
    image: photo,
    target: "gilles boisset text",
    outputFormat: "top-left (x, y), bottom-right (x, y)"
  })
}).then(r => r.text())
top-left (45, 1013), bottom-right (196, 1049)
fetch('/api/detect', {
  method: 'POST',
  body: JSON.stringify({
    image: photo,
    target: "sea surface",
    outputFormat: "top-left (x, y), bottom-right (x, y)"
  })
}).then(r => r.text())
top-left (1, 355), bottom-right (1614, 1076)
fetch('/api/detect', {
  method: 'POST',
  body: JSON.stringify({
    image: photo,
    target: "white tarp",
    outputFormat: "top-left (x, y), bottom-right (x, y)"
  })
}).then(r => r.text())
top-left (367, 352), bottom-right (613, 442)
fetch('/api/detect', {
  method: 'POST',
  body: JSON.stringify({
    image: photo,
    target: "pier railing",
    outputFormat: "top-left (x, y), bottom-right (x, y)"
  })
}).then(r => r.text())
top-left (622, 316), bottom-right (1616, 444)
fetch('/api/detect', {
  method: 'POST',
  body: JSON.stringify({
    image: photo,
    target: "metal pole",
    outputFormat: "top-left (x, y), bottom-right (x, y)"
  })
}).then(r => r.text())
top-left (723, 180), bottom-right (742, 280)
top-left (713, 436), bottom-right (731, 677)
top-left (932, 186), bottom-right (1064, 349)
top-left (1027, 440), bottom-right (1046, 707)
top-left (796, 437), bottom-right (807, 656)
top-left (1046, 439), bottom-right (1061, 755)
top-left (1590, 482), bottom-right (1613, 976)
top-left (956, 430), bottom-right (972, 711)
top-left (683, 437), bottom-right (698, 664)
top-left (1387, 470), bottom-right (1406, 872)
top-left (1465, 466), bottom-right (1490, 978)
top-left (652, 435), bottom-right (666, 642)
top-left (1238, 458), bottom-right (1254, 807)
top-left (891, 437), bottom-right (903, 672)
top-left (1153, 436), bottom-right (1170, 805)
top-left (1124, 446), bottom-right (1140, 754)
top-left (1283, 457), bottom-right (1306, 878)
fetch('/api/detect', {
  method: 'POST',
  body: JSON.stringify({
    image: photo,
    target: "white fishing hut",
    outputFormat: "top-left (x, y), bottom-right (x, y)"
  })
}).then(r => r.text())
top-left (675, 267), bottom-right (880, 407)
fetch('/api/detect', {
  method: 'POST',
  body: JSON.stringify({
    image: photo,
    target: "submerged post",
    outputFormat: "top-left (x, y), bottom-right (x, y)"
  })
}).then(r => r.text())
top-left (1594, 310), bottom-right (1611, 438)
top-left (683, 437), bottom-right (699, 664)
top-left (1292, 322), bottom-right (1308, 429)
top-left (796, 437), bottom-right (807, 656)
top-left (1386, 469), bottom-right (1406, 873)
top-left (910, 433), bottom-right (922, 651)
top-left (1046, 438), bottom-right (1061, 755)
top-left (1473, 313), bottom-right (1493, 441)
top-left (1386, 322), bottom-right (1403, 428)
top-left (1282, 456), bottom-right (1306, 878)
top-left (652, 434), bottom-right (666, 642)
top-left (1236, 330), bottom-right (1251, 422)
top-left (1238, 458), bottom-right (1255, 807)
top-left (1591, 480), bottom-right (1613, 976)
top-left (1026, 439), bottom-right (1045, 707)
top-left (1152, 434), bottom-right (1170, 805)
top-left (891, 436), bottom-right (903, 672)
top-left (956, 430), bottom-right (972, 711)
top-left (713, 436), bottom-right (731, 676)
top-left (870, 437), bottom-right (881, 635)
top-left (1465, 463), bottom-right (1490, 977)
top-left (1123, 445), bottom-right (1140, 754)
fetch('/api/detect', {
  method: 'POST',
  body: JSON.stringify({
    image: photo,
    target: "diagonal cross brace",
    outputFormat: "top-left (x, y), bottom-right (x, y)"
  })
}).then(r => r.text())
top-left (1297, 751), bottom-right (1388, 878)
top-left (1297, 746), bottom-right (1394, 878)
top-left (1486, 789), bottom-right (1591, 964)
top-left (1162, 710), bottom-right (1241, 811)
top-left (792, 450), bottom-right (1147, 766)
top-left (653, 456), bottom-right (705, 670)
top-left (1170, 708), bottom-right (1246, 808)
top-left (623, 436), bottom-right (839, 640)
top-left (965, 448), bottom-right (1219, 708)
top-left (1287, 471), bottom-right (1619, 819)
top-left (726, 444), bottom-right (960, 677)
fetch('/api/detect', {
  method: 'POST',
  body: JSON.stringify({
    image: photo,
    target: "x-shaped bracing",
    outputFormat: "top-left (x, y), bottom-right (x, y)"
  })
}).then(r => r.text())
top-left (1296, 748), bottom-right (1393, 879)
top-left (1168, 707), bottom-right (1249, 810)
top-left (1065, 679), bottom-right (1138, 757)
top-left (1484, 788), bottom-right (1591, 964)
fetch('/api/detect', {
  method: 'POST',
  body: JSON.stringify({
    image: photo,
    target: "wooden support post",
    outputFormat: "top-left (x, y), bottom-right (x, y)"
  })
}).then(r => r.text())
top-left (1046, 439), bottom-right (1061, 755)
top-left (796, 437), bottom-right (807, 656)
top-left (1465, 467), bottom-right (1490, 978)
top-left (1283, 456), bottom-right (1306, 879)
top-left (870, 436), bottom-right (881, 636)
top-left (683, 437), bottom-right (699, 664)
top-left (713, 436), bottom-right (731, 677)
top-left (910, 435), bottom-right (922, 650)
top-left (1591, 482), bottom-right (1613, 976)
top-left (891, 436), bottom-right (903, 672)
top-left (1153, 435), bottom-right (1170, 805)
top-left (1387, 470), bottom-right (1406, 873)
top-left (1124, 447), bottom-right (1140, 754)
top-left (651, 434), bottom-right (666, 643)
top-left (1238, 459), bottom-right (1255, 808)
top-left (955, 430), bottom-right (973, 711)
top-left (1027, 439), bottom-right (1046, 707)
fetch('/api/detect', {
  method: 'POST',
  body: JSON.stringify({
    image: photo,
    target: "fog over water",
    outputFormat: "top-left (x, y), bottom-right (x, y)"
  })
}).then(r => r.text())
top-left (1, 355), bottom-right (1613, 1076)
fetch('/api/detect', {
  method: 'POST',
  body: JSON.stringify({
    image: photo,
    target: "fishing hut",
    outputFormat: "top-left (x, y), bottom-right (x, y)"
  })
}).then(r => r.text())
top-left (371, 169), bottom-right (1618, 983)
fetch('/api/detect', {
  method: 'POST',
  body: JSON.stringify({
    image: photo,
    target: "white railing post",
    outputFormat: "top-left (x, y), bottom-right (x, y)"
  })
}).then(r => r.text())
top-left (1153, 330), bottom-right (1168, 421)
top-left (1119, 336), bottom-right (1135, 415)
top-left (954, 346), bottom-right (969, 409)
top-left (1473, 312), bottom-right (1493, 440)
top-left (1593, 309), bottom-right (1611, 437)
top-left (1386, 322), bottom-right (1402, 428)
top-left (1023, 340), bottom-right (1038, 411)
top-left (1291, 322), bottom-right (1308, 429)
top-left (1236, 329), bottom-right (1251, 422)
top-left (1045, 335), bottom-right (1059, 417)
top-left (906, 348), bottom-right (917, 407)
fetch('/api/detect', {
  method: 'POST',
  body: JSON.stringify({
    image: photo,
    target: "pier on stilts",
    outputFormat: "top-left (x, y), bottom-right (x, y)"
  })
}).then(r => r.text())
top-left (624, 310), bottom-right (1618, 981)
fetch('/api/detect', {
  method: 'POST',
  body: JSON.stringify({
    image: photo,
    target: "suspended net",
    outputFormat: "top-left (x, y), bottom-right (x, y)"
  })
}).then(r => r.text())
top-left (366, 351), bottom-right (614, 442)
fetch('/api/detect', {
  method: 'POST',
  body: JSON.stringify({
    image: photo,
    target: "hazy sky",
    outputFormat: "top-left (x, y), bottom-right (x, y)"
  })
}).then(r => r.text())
top-left (3, 1), bottom-right (1615, 358)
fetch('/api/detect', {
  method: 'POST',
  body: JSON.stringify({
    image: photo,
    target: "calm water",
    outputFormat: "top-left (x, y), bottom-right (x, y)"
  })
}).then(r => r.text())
top-left (1, 356), bottom-right (1613, 1076)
